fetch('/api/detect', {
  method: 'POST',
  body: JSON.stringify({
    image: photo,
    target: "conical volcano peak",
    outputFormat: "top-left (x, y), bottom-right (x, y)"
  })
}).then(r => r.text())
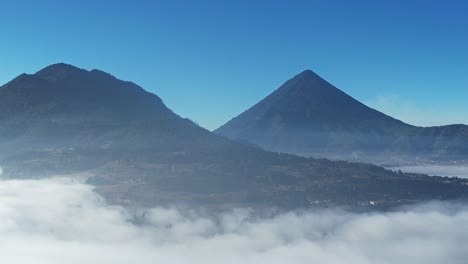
top-left (295, 69), bottom-right (322, 80)
top-left (284, 69), bottom-right (333, 89)
top-left (276, 69), bottom-right (341, 99)
top-left (215, 68), bottom-right (409, 151)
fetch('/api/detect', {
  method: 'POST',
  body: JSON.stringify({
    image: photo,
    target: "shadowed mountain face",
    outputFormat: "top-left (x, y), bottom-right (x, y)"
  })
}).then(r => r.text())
top-left (0, 63), bottom-right (202, 153)
top-left (215, 70), bottom-right (468, 163)
top-left (1, 64), bottom-right (468, 210)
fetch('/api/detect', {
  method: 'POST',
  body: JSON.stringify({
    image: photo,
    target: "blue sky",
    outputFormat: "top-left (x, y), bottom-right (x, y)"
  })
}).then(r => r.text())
top-left (1, 0), bottom-right (467, 130)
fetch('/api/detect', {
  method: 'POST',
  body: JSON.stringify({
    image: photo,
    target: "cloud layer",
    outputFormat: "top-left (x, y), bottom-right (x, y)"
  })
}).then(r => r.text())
top-left (0, 178), bottom-right (467, 264)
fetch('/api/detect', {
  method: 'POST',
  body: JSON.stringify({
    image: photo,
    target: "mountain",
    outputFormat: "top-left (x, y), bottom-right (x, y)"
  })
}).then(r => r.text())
top-left (215, 70), bottom-right (468, 163)
top-left (1, 64), bottom-right (468, 210)
top-left (0, 63), bottom-right (200, 152)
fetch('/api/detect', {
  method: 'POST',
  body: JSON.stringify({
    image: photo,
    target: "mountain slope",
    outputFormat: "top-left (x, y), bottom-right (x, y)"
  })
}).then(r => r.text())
top-left (1, 64), bottom-right (468, 210)
top-left (215, 70), bottom-right (468, 162)
top-left (0, 63), bottom-right (197, 151)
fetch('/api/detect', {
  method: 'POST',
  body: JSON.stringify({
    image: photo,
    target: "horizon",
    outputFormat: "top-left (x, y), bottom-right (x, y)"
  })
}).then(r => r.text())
top-left (2, 0), bottom-right (468, 129)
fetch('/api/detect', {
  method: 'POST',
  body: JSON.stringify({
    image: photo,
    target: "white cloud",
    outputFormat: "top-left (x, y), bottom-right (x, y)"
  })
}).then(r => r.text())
top-left (365, 94), bottom-right (468, 126)
top-left (0, 178), bottom-right (467, 264)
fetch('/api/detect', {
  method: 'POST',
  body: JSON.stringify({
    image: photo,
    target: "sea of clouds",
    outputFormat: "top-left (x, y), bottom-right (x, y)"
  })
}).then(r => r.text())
top-left (0, 178), bottom-right (467, 264)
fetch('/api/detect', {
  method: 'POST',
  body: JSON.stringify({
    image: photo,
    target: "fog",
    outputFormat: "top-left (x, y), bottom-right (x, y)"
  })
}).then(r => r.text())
top-left (390, 165), bottom-right (468, 178)
top-left (0, 178), bottom-right (467, 264)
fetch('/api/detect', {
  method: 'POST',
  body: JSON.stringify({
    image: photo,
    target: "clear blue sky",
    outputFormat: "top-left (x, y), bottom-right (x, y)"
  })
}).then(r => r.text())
top-left (1, 0), bottom-right (467, 130)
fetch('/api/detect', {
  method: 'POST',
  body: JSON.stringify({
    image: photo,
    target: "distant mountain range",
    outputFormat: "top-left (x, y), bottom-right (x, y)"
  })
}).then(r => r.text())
top-left (1, 64), bottom-right (467, 210)
top-left (215, 70), bottom-right (468, 164)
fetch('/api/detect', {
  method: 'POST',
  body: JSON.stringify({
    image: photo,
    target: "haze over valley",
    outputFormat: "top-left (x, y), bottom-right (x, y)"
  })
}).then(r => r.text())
top-left (0, 178), bottom-right (467, 264)
top-left (1, 63), bottom-right (468, 211)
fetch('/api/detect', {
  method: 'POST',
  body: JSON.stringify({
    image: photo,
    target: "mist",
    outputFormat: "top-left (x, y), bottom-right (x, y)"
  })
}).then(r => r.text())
top-left (390, 165), bottom-right (468, 178)
top-left (0, 178), bottom-right (466, 264)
